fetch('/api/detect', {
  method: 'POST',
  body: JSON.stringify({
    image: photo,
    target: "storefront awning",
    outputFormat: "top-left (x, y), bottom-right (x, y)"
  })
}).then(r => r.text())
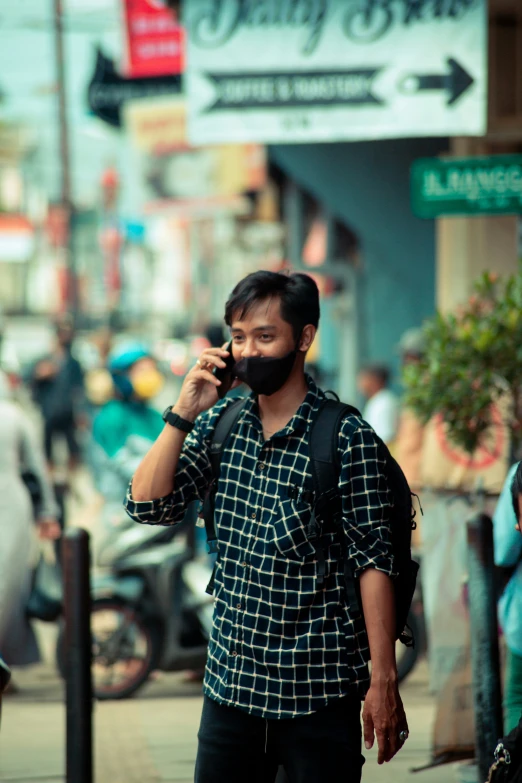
top-left (0, 214), bottom-right (35, 262)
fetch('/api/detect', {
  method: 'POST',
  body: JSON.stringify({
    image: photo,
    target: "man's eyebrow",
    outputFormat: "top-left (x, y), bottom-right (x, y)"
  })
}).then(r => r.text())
top-left (231, 325), bottom-right (277, 333)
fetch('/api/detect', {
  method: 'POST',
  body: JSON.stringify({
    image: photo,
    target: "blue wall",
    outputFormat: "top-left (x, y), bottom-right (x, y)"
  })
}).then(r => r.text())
top-left (270, 138), bottom-right (448, 379)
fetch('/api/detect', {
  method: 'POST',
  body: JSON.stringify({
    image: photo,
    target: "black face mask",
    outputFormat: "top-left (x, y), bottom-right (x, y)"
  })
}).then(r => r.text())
top-left (234, 349), bottom-right (298, 397)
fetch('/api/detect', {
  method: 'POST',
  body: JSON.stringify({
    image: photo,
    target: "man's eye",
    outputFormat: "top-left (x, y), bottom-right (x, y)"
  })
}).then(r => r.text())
top-left (232, 336), bottom-right (244, 343)
top-left (260, 334), bottom-right (273, 341)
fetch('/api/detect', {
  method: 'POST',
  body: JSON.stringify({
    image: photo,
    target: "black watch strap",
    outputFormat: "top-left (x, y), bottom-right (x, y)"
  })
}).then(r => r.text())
top-left (162, 406), bottom-right (195, 433)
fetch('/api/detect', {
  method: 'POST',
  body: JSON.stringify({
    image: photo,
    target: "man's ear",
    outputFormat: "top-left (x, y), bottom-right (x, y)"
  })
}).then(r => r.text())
top-left (299, 325), bottom-right (316, 352)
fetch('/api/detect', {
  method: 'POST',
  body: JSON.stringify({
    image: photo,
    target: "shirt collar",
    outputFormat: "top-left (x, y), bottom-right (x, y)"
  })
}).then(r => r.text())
top-left (284, 375), bottom-right (324, 436)
top-left (244, 375), bottom-right (324, 438)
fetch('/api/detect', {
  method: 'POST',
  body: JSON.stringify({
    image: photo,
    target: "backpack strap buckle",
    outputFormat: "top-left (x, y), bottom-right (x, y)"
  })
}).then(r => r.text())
top-left (287, 485), bottom-right (300, 501)
top-left (314, 487), bottom-right (342, 527)
top-left (286, 484), bottom-right (315, 506)
top-left (316, 538), bottom-right (327, 585)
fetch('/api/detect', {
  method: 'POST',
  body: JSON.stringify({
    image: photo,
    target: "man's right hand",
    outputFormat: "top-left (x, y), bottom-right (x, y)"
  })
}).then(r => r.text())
top-left (174, 347), bottom-right (231, 421)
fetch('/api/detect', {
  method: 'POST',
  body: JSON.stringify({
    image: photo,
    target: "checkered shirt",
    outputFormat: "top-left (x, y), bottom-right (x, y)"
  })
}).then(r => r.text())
top-left (124, 378), bottom-right (394, 719)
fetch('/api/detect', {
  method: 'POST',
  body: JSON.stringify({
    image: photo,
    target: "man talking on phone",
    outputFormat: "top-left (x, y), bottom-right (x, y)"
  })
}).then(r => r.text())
top-left (125, 271), bottom-right (408, 783)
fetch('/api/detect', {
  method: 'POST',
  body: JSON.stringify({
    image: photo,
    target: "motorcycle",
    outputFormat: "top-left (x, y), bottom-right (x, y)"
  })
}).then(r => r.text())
top-left (395, 564), bottom-right (426, 684)
top-left (56, 504), bottom-right (214, 700)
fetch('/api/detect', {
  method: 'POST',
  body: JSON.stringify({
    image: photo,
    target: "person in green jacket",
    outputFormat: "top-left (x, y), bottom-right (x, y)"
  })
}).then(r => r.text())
top-left (91, 343), bottom-right (165, 524)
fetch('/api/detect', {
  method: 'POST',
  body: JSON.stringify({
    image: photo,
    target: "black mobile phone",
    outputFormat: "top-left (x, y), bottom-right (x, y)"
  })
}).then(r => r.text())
top-left (213, 340), bottom-right (235, 399)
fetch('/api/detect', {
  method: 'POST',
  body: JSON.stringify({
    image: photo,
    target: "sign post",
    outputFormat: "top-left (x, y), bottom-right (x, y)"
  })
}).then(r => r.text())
top-left (87, 48), bottom-right (182, 128)
top-left (185, 0), bottom-right (487, 145)
top-left (411, 155), bottom-right (522, 218)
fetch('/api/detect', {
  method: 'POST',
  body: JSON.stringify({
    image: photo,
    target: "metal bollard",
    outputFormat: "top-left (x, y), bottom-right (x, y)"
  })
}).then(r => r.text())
top-left (63, 528), bottom-right (93, 783)
top-left (466, 513), bottom-right (503, 783)
top-left (53, 480), bottom-right (68, 563)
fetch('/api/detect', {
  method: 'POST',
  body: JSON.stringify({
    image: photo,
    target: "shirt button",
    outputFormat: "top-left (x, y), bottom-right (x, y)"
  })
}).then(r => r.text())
top-left (242, 561), bottom-right (248, 568)
top-left (236, 603), bottom-right (242, 610)
top-left (251, 512), bottom-right (257, 519)
top-left (258, 463), bottom-right (265, 471)
top-left (231, 651), bottom-right (238, 657)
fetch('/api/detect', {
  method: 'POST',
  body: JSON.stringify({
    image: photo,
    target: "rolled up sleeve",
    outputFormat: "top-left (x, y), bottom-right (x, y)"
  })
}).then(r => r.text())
top-left (339, 422), bottom-right (395, 578)
top-left (124, 414), bottom-right (213, 526)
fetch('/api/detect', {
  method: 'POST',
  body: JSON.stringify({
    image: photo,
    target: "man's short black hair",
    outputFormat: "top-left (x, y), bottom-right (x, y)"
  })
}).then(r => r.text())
top-left (360, 363), bottom-right (391, 387)
top-left (510, 461), bottom-right (522, 519)
top-left (224, 271), bottom-right (320, 340)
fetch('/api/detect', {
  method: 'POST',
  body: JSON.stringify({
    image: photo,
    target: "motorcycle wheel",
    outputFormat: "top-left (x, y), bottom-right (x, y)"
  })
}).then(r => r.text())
top-left (396, 608), bottom-right (421, 684)
top-left (56, 599), bottom-right (161, 700)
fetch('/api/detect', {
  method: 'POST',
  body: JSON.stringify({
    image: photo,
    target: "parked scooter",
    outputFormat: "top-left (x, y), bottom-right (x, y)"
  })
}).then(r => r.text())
top-left (56, 504), bottom-right (214, 700)
top-left (395, 561), bottom-right (426, 684)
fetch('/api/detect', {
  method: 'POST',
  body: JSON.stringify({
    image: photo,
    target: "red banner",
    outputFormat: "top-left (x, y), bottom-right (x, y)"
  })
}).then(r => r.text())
top-left (122, 0), bottom-right (184, 78)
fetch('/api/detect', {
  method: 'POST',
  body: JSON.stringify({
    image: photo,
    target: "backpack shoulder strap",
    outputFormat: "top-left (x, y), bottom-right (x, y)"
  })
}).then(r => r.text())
top-left (209, 396), bottom-right (249, 479)
top-left (308, 399), bottom-right (361, 594)
top-left (203, 396), bottom-right (248, 596)
top-left (309, 399), bottom-right (361, 503)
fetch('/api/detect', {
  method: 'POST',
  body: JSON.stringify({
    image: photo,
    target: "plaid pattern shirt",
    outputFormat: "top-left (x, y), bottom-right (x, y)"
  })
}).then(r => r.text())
top-left (124, 378), bottom-right (394, 719)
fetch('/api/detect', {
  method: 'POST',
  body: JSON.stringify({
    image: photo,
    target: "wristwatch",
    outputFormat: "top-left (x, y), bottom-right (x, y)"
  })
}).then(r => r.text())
top-left (162, 406), bottom-right (195, 433)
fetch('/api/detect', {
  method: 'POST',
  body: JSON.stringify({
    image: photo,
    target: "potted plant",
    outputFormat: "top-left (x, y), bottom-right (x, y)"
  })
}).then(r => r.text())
top-left (403, 269), bottom-right (522, 462)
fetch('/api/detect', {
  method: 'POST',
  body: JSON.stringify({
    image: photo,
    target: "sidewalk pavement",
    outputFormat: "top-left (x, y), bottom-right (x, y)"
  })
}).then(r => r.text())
top-left (0, 471), bottom-right (474, 782)
top-left (1, 654), bottom-right (470, 783)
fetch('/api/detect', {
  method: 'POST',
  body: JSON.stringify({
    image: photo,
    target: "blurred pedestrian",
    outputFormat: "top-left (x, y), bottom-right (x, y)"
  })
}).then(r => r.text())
top-left (394, 328), bottom-right (426, 493)
top-left (127, 270), bottom-right (408, 781)
top-left (91, 343), bottom-right (165, 527)
top-left (0, 371), bottom-right (60, 674)
top-left (84, 326), bottom-right (115, 412)
top-left (28, 314), bottom-right (85, 473)
top-left (357, 363), bottom-right (399, 447)
top-left (0, 308), bottom-right (21, 388)
top-left (493, 460), bottom-right (522, 732)
top-left (93, 324), bottom-right (114, 367)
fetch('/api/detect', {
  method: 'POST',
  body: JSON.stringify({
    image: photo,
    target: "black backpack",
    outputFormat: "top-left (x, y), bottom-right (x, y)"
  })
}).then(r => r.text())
top-left (201, 396), bottom-right (420, 646)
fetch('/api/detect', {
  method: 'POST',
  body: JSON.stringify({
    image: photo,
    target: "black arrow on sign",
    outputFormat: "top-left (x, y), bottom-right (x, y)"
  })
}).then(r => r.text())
top-left (86, 48), bottom-right (181, 128)
top-left (399, 58), bottom-right (474, 106)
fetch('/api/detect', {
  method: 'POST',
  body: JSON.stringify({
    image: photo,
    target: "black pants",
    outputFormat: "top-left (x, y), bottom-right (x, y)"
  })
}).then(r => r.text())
top-left (195, 695), bottom-right (364, 783)
top-left (44, 415), bottom-right (80, 464)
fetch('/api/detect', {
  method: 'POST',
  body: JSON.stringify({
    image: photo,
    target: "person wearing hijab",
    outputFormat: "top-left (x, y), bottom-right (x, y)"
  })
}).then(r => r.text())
top-left (0, 371), bottom-right (60, 673)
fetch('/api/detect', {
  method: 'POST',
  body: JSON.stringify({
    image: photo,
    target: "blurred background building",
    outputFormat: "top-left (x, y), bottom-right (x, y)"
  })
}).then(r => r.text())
top-left (0, 0), bottom-right (520, 400)
top-left (2, 5), bottom-right (522, 778)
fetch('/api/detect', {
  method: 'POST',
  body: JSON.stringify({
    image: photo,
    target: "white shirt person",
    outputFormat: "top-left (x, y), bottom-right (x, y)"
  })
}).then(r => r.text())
top-left (357, 365), bottom-right (399, 446)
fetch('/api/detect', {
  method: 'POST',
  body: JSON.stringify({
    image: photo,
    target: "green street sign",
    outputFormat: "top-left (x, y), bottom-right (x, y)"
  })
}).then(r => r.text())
top-left (411, 155), bottom-right (522, 219)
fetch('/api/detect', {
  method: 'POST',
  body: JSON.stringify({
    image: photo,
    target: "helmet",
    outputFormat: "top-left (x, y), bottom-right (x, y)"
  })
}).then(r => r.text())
top-left (108, 343), bottom-right (150, 373)
top-left (108, 343), bottom-right (151, 399)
